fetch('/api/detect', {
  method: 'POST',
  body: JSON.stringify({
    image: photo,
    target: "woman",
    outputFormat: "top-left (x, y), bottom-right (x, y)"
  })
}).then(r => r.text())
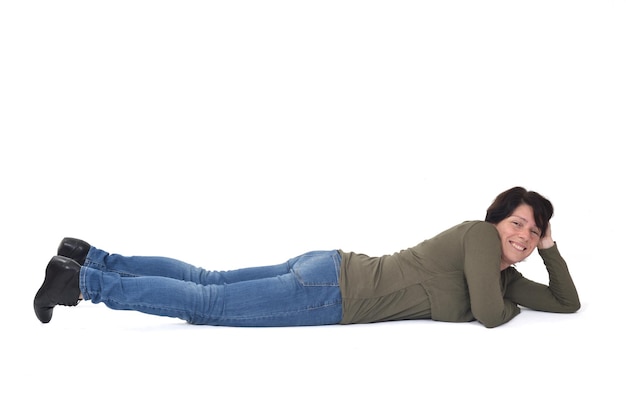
top-left (33, 186), bottom-right (580, 328)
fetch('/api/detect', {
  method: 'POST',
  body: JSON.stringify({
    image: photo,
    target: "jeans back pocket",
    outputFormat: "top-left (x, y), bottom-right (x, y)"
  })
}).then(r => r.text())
top-left (291, 250), bottom-right (341, 287)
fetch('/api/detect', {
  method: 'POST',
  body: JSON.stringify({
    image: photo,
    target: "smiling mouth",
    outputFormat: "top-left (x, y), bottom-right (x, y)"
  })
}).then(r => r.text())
top-left (510, 241), bottom-right (527, 252)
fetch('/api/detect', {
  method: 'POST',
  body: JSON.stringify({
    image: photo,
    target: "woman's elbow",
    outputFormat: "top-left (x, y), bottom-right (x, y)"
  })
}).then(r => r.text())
top-left (562, 299), bottom-right (581, 313)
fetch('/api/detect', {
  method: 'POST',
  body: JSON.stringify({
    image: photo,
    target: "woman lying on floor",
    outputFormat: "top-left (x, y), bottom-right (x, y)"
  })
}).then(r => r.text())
top-left (34, 186), bottom-right (580, 328)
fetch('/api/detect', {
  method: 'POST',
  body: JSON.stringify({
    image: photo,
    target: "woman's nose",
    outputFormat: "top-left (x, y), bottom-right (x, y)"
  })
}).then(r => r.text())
top-left (519, 228), bottom-right (531, 241)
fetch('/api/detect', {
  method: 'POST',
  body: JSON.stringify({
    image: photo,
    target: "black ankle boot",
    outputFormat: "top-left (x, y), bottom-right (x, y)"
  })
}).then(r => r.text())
top-left (57, 237), bottom-right (90, 265)
top-left (34, 256), bottom-right (82, 323)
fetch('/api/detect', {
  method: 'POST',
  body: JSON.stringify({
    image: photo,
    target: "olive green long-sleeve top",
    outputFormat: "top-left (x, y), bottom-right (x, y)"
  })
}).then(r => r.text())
top-left (338, 221), bottom-right (580, 328)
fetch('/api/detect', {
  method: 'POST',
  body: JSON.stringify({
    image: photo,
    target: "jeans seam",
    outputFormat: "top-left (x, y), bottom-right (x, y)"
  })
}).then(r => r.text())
top-left (85, 260), bottom-right (140, 277)
top-left (210, 298), bottom-right (343, 323)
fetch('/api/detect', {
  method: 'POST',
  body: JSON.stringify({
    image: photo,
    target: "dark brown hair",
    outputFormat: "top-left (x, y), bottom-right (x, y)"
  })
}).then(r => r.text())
top-left (485, 186), bottom-right (554, 237)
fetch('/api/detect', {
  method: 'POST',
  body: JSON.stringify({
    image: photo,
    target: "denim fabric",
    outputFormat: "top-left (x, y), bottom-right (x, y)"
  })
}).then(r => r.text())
top-left (80, 247), bottom-right (343, 326)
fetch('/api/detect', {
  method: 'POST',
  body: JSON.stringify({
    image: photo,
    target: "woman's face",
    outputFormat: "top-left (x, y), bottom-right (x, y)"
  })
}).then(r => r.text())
top-left (495, 203), bottom-right (541, 270)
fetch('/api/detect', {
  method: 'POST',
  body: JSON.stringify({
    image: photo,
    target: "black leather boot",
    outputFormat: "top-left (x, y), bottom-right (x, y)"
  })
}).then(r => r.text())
top-left (34, 256), bottom-right (82, 323)
top-left (57, 237), bottom-right (90, 265)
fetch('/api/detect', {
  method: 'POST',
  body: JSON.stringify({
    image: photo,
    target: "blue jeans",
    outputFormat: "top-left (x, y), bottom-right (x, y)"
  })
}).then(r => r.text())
top-left (79, 248), bottom-right (343, 326)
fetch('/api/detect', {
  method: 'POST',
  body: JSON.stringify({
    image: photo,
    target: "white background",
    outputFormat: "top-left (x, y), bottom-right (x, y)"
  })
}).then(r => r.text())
top-left (1, 1), bottom-right (624, 416)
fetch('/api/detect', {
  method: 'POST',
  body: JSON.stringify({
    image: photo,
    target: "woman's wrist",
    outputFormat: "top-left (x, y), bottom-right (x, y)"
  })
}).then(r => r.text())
top-left (538, 238), bottom-right (555, 250)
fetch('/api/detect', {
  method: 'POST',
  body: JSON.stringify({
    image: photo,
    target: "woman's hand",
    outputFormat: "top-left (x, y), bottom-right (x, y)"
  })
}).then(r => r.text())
top-left (538, 222), bottom-right (555, 250)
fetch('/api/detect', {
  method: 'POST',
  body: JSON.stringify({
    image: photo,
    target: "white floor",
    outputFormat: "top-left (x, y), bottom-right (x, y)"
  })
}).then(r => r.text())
top-left (2, 1), bottom-right (625, 416)
top-left (6, 269), bottom-right (624, 416)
